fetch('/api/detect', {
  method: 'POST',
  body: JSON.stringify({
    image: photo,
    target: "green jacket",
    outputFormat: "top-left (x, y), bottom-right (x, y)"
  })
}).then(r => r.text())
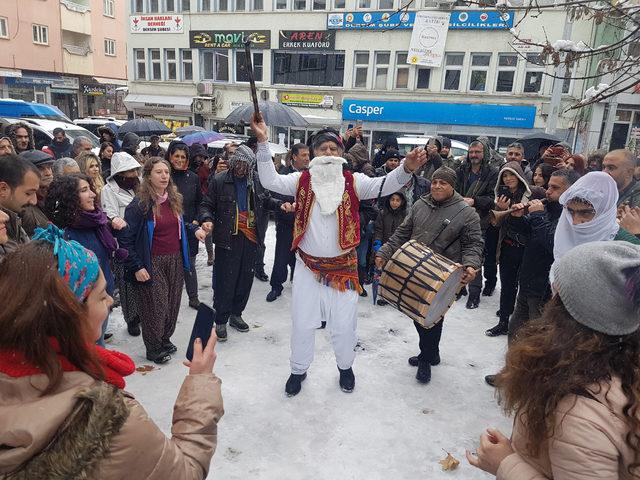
top-left (615, 227), bottom-right (640, 245)
top-left (617, 179), bottom-right (640, 208)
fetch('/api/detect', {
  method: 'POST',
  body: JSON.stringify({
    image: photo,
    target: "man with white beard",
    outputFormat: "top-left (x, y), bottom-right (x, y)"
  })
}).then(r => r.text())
top-left (252, 116), bottom-right (428, 396)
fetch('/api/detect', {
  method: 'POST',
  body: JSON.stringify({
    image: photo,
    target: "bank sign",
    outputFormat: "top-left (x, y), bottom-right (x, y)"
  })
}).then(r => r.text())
top-left (342, 99), bottom-right (535, 129)
top-left (189, 30), bottom-right (271, 49)
top-left (327, 10), bottom-right (513, 30)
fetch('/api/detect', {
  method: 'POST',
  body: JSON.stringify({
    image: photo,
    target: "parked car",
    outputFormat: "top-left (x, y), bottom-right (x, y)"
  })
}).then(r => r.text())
top-left (0, 117), bottom-right (100, 150)
top-left (396, 136), bottom-right (468, 160)
top-left (0, 99), bottom-right (71, 123)
top-left (74, 117), bottom-right (126, 136)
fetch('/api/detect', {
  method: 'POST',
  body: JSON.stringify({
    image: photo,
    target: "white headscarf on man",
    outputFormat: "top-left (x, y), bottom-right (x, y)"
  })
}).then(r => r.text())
top-left (553, 171), bottom-right (619, 262)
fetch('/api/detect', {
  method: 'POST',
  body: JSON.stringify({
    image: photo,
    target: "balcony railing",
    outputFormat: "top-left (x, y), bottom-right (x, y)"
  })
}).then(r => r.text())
top-left (63, 44), bottom-right (92, 56)
top-left (60, 0), bottom-right (91, 13)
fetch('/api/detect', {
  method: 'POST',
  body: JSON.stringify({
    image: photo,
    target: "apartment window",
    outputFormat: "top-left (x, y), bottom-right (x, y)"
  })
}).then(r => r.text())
top-left (0, 17), bottom-right (8, 39)
top-left (133, 0), bottom-right (144, 12)
top-left (379, 0), bottom-right (394, 8)
top-left (273, 51), bottom-right (344, 86)
top-left (353, 51), bottom-right (369, 88)
top-left (201, 50), bottom-right (230, 82)
top-left (443, 53), bottom-right (464, 91)
top-left (293, 0), bottom-right (307, 9)
top-left (416, 68), bottom-right (431, 89)
top-left (149, 48), bottom-right (162, 80)
top-left (166, 0), bottom-right (177, 10)
top-left (135, 49), bottom-right (146, 80)
top-left (165, 49), bottom-right (177, 80)
top-left (149, 0), bottom-right (160, 11)
top-left (523, 53), bottom-right (544, 94)
top-left (181, 49), bottom-right (193, 80)
top-left (32, 24), bottom-right (48, 45)
top-left (275, 0), bottom-right (288, 9)
top-left (218, 0), bottom-right (230, 11)
top-left (253, 0), bottom-right (264, 9)
top-left (104, 38), bottom-right (116, 56)
top-left (395, 52), bottom-right (409, 89)
top-left (496, 53), bottom-right (517, 93)
top-left (334, 0), bottom-right (345, 7)
top-left (312, 0), bottom-right (327, 9)
top-left (374, 51), bottom-right (390, 90)
top-left (561, 68), bottom-right (573, 95)
top-left (468, 53), bottom-right (491, 92)
top-left (103, 0), bottom-right (115, 16)
top-left (200, 0), bottom-right (212, 9)
top-left (236, 52), bottom-right (263, 82)
top-left (358, 0), bottom-right (371, 7)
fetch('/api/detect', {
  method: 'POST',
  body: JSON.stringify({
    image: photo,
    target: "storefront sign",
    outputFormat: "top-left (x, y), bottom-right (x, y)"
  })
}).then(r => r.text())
top-left (7, 75), bottom-right (78, 89)
top-left (327, 10), bottom-right (513, 30)
top-left (130, 15), bottom-right (183, 33)
top-left (82, 84), bottom-right (116, 96)
top-left (278, 31), bottom-right (335, 50)
top-left (407, 11), bottom-right (449, 67)
top-left (189, 30), bottom-right (271, 49)
top-left (0, 68), bottom-right (22, 78)
top-left (342, 99), bottom-right (535, 129)
top-left (511, 38), bottom-right (543, 53)
top-left (280, 92), bottom-right (334, 108)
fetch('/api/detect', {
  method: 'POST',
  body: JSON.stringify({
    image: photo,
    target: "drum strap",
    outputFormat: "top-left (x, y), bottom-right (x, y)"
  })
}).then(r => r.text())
top-left (425, 202), bottom-right (469, 249)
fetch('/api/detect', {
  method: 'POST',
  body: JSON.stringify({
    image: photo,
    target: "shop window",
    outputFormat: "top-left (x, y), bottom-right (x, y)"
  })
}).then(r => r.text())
top-left (273, 51), bottom-right (344, 87)
top-left (395, 52), bottom-right (409, 89)
top-left (468, 53), bottom-right (490, 92)
top-left (32, 24), bottom-right (48, 46)
top-left (416, 68), bottom-right (431, 90)
top-left (149, 48), bottom-right (162, 80)
top-left (201, 50), bottom-right (230, 82)
top-left (165, 49), bottom-right (177, 80)
top-left (374, 51), bottom-right (390, 90)
top-left (104, 38), bottom-right (116, 56)
top-left (353, 51), bottom-right (370, 88)
top-left (135, 48), bottom-right (146, 80)
top-left (523, 53), bottom-right (544, 94)
top-left (443, 52), bottom-right (464, 91)
top-left (236, 52), bottom-right (263, 82)
top-left (495, 53), bottom-right (517, 93)
top-left (180, 49), bottom-right (193, 81)
top-left (0, 17), bottom-right (8, 39)
top-left (103, 0), bottom-right (115, 17)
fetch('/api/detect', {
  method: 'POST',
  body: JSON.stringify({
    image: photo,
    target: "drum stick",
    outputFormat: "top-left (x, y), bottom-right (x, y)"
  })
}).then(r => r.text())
top-left (243, 37), bottom-right (262, 123)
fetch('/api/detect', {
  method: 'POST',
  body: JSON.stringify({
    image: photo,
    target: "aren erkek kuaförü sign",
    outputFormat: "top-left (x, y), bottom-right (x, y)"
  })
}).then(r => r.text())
top-left (407, 11), bottom-right (450, 68)
top-left (279, 31), bottom-right (335, 50)
top-left (190, 30), bottom-right (271, 49)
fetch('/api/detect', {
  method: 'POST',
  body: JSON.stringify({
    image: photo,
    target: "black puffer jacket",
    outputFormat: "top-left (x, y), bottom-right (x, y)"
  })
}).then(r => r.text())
top-left (171, 168), bottom-right (202, 257)
top-left (199, 170), bottom-right (276, 249)
top-left (374, 193), bottom-right (407, 245)
top-left (48, 138), bottom-right (73, 159)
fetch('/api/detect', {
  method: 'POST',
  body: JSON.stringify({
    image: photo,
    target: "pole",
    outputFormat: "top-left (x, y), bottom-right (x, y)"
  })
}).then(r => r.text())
top-left (546, 15), bottom-right (573, 135)
top-left (243, 36), bottom-right (262, 122)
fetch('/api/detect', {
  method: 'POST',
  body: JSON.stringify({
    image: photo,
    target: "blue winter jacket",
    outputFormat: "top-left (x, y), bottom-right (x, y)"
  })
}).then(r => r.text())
top-left (120, 197), bottom-right (192, 284)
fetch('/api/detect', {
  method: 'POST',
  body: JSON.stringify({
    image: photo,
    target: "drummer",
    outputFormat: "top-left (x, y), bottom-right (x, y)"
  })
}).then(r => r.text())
top-left (375, 166), bottom-right (484, 384)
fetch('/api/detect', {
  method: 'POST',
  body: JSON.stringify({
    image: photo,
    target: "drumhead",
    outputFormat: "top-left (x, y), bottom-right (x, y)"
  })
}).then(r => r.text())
top-left (423, 267), bottom-right (463, 326)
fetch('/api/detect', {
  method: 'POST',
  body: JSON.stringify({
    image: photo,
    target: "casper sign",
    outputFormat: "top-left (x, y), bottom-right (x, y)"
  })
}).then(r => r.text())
top-left (342, 99), bottom-right (536, 129)
top-left (278, 31), bottom-right (335, 50)
top-left (130, 15), bottom-right (183, 33)
top-left (190, 30), bottom-right (271, 49)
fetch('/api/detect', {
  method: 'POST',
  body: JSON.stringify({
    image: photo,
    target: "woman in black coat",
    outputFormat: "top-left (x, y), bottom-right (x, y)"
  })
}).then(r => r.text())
top-left (166, 141), bottom-right (203, 310)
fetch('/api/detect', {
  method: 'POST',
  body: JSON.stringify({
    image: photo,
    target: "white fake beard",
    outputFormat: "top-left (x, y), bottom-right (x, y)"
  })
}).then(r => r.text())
top-left (309, 156), bottom-right (346, 215)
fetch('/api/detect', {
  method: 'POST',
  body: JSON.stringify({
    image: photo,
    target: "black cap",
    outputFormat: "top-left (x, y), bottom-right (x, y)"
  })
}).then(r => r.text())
top-left (19, 150), bottom-right (55, 166)
top-left (384, 149), bottom-right (402, 161)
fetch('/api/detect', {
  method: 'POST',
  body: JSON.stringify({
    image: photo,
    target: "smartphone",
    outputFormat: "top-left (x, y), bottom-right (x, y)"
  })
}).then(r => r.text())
top-left (185, 303), bottom-right (216, 361)
top-left (497, 185), bottom-right (512, 199)
top-left (347, 123), bottom-right (354, 130)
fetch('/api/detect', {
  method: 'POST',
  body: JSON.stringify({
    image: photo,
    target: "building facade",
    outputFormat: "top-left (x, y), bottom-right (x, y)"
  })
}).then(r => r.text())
top-left (126, 0), bottom-right (595, 151)
top-left (0, 0), bottom-right (128, 119)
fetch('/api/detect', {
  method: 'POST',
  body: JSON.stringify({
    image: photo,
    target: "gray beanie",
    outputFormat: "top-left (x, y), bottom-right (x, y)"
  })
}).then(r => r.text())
top-left (431, 166), bottom-right (457, 188)
top-left (553, 241), bottom-right (640, 335)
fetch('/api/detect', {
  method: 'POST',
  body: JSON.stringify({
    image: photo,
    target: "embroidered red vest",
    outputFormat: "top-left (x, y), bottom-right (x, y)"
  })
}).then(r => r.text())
top-left (292, 170), bottom-right (360, 251)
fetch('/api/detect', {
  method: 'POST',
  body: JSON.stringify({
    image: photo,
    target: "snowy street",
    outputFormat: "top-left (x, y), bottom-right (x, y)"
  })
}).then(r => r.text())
top-left (109, 222), bottom-right (513, 480)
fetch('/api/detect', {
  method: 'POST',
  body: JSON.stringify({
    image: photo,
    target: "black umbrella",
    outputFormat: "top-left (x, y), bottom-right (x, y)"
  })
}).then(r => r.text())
top-left (224, 101), bottom-right (309, 127)
top-left (119, 118), bottom-right (171, 137)
top-left (518, 132), bottom-right (560, 162)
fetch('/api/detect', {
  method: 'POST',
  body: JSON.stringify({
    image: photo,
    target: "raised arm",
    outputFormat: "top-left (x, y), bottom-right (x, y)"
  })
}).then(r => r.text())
top-left (356, 148), bottom-right (428, 200)
top-left (256, 142), bottom-right (300, 196)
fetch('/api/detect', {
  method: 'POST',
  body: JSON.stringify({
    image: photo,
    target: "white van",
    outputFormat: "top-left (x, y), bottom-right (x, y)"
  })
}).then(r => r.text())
top-left (396, 136), bottom-right (468, 160)
top-left (0, 117), bottom-right (100, 150)
top-left (74, 117), bottom-right (126, 136)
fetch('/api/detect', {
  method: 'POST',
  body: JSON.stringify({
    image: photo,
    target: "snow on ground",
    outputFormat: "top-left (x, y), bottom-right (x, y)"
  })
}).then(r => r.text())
top-left (109, 222), bottom-right (513, 480)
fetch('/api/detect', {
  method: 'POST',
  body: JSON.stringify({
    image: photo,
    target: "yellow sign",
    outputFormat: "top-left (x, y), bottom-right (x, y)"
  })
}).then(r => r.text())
top-left (280, 92), bottom-right (333, 108)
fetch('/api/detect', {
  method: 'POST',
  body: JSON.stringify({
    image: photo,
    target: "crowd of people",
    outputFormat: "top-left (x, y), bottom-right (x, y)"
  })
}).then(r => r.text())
top-left (0, 115), bottom-right (639, 478)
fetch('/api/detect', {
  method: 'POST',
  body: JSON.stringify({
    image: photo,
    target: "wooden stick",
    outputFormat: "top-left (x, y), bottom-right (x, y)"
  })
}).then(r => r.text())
top-left (243, 37), bottom-right (262, 123)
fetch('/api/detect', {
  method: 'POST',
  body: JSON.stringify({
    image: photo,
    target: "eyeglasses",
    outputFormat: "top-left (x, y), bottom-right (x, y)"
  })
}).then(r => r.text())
top-left (565, 206), bottom-right (596, 218)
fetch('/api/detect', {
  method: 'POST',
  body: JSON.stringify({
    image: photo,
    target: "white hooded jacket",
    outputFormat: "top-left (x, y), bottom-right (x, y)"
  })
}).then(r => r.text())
top-left (100, 152), bottom-right (141, 220)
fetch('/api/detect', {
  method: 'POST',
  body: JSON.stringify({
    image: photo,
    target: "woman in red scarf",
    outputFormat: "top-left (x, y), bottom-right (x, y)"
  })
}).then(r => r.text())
top-left (0, 230), bottom-right (223, 479)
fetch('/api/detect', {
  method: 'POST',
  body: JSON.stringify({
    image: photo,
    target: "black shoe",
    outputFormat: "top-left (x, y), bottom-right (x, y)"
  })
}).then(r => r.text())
top-left (485, 374), bottom-right (497, 387)
top-left (146, 349), bottom-right (171, 364)
top-left (408, 355), bottom-right (419, 367)
top-left (266, 289), bottom-right (281, 302)
top-left (255, 270), bottom-right (269, 282)
top-left (430, 352), bottom-right (441, 366)
top-left (285, 372), bottom-right (307, 396)
top-left (496, 310), bottom-right (501, 317)
top-left (486, 321), bottom-right (509, 337)
top-left (162, 341), bottom-right (177, 354)
top-left (409, 354), bottom-right (439, 367)
top-left (127, 323), bottom-right (141, 337)
top-left (456, 286), bottom-right (468, 300)
top-left (318, 321), bottom-right (326, 329)
top-left (482, 284), bottom-right (496, 296)
top-left (376, 299), bottom-right (388, 306)
top-left (216, 324), bottom-right (228, 342)
top-left (359, 288), bottom-right (368, 298)
top-left (188, 297), bottom-right (200, 310)
top-left (416, 360), bottom-right (431, 384)
top-left (338, 367), bottom-right (355, 393)
top-left (230, 315), bottom-right (249, 332)
top-left (466, 294), bottom-right (480, 309)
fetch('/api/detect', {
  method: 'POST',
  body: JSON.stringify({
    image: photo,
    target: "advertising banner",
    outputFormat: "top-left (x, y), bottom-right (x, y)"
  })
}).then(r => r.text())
top-left (327, 10), bottom-right (513, 30)
top-left (278, 31), bottom-right (335, 50)
top-left (190, 30), bottom-right (271, 49)
top-left (280, 92), bottom-right (334, 108)
top-left (130, 15), bottom-right (183, 33)
top-left (407, 11), bottom-right (450, 67)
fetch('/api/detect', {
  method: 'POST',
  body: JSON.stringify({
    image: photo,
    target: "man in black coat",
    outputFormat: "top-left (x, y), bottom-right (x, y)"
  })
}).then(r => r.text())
top-left (455, 139), bottom-right (499, 309)
top-left (266, 143), bottom-right (309, 302)
top-left (485, 168), bottom-right (579, 386)
top-left (48, 128), bottom-right (73, 159)
top-left (200, 145), bottom-right (275, 341)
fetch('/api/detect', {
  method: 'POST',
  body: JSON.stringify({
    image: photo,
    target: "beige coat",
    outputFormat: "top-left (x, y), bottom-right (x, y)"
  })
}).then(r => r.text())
top-left (498, 378), bottom-right (639, 479)
top-left (0, 370), bottom-right (223, 479)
